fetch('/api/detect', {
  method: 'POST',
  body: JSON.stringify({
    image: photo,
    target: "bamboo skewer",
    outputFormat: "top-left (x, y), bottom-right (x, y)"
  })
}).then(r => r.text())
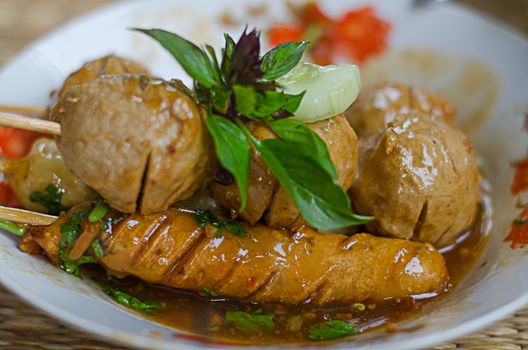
top-left (0, 104), bottom-right (47, 117)
top-left (0, 112), bottom-right (61, 136)
top-left (0, 206), bottom-right (57, 226)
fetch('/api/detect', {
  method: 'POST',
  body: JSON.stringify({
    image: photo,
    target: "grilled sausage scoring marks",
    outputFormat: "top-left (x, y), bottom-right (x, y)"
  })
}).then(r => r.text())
top-left (51, 75), bottom-right (210, 214)
top-left (23, 208), bottom-right (449, 306)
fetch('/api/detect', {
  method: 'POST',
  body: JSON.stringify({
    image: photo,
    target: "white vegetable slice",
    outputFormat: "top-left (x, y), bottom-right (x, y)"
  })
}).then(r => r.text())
top-left (277, 62), bottom-right (361, 122)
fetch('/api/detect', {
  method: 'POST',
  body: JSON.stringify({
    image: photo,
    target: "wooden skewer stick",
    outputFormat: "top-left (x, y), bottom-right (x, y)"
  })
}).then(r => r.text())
top-left (0, 104), bottom-right (47, 117)
top-left (0, 112), bottom-right (61, 136)
top-left (0, 206), bottom-right (57, 226)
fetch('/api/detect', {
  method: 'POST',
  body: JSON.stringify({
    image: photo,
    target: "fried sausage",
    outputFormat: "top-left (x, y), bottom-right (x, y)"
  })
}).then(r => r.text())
top-left (345, 82), bottom-right (456, 138)
top-left (23, 207), bottom-right (449, 306)
top-left (51, 75), bottom-right (211, 214)
top-left (210, 114), bottom-right (359, 228)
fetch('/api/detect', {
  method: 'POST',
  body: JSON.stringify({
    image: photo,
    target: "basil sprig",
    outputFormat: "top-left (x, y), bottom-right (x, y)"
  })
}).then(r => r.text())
top-left (136, 28), bottom-right (372, 230)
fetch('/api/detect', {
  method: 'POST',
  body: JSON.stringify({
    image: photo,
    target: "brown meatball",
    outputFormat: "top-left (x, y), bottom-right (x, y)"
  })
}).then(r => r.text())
top-left (345, 82), bottom-right (456, 138)
top-left (57, 55), bottom-right (148, 99)
top-left (51, 74), bottom-right (211, 214)
top-left (350, 114), bottom-right (480, 247)
top-left (210, 114), bottom-right (358, 228)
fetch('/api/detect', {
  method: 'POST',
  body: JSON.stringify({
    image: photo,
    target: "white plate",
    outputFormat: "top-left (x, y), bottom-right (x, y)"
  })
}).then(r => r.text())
top-left (1, 0), bottom-right (528, 349)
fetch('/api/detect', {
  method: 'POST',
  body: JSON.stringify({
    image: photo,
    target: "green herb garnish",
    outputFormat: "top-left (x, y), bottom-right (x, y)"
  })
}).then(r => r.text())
top-left (91, 238), bottom-right (105, 257)
top-left (103, 287), bottom-right (159, 311)
top-left (0, 220), bottom-right (26, 237)
top-left (201, 287), bottom-right (220, 297)
top-left (192, 209), bottom-right (247, 238)
top-left (29, 184), bottom-right (66, 215)
top-left (308, 320), bottom-right (357, 340)
top-left (136, 28), bottom-right (371, 230)
top-left (514, 217), bottom-right (528, 226)
top-left (225, 310), bottom-right (274, 334)
top-left (59, 205), bottom-right (96, 277)
top-left (88, 202), bottom-right (110, 223)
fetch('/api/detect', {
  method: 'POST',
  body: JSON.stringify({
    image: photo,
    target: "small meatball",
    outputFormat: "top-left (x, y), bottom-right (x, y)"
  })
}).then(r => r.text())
top-left (210, 114), bottom-right (358, 228)
top-left (51, 75), bottom-right (211, 214)
top-left (350, 114), bottom-right (480, 247)
top-left (2, 138), bottom-right (97, 212)
top-left (345, 82), bottom-right (456, 138)
top-left (57, 55), bottom-right (148, 99)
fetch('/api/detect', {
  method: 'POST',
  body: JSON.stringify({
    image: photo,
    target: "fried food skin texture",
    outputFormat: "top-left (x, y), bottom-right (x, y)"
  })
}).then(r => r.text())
top-left (210, 114), bottom-right (359, 228)
top-left (23, 208), bottom-right (449, 306)
top-left (51, 75), bottom-right (210, 214)
top-left (345, 82), bottom-right (456, 138)
top-left (351, 114), bottom-right (480, 247)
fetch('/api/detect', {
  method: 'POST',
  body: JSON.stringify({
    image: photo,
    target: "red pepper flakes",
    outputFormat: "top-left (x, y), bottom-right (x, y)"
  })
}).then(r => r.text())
top-left (512, 158), bottom-right (528, 195)
top-left (505, 207), bottom-right (528, 249)
top-left (268, 3), bottom-right (390, 65)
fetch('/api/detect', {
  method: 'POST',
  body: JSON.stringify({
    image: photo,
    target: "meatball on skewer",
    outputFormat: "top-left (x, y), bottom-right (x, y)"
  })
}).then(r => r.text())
top-left (51, 74), bottom-right (211, 214)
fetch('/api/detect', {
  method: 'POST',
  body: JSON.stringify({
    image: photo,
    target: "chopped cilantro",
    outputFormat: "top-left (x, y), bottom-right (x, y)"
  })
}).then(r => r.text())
top-left (192, 209), bottom-right (247, 237)
top-left (201, 287), bottom-right (220, 297)
top-left (514, 217), bottom-right (528, 226)
top-left (225, 310), bottom-right (274, 334)
top-left (91, 239), bottom-right (105, 257)
top-left (58, 205), bottom-right (96, 277)
top-left (29, 184), bottom-right (66, 215)
top-left (103, 287), bottom-right (159, 311)
top-left (308, 320), bottom-right (357, 340)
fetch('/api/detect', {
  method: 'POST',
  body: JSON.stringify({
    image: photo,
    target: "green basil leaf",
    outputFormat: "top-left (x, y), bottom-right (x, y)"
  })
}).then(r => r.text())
top-left (268, 118), bottom-right (337, 179)
top-left (261, 41), bottom-right (308, 81)
top-left (225, 310), bottom-right (275, 334)
top-left (308, 320), bottom-right (357, 340)
top-left (205, 44), bottom-right (223, 85)
top-left (221, 33), bottom-right (236, 78)
top-left (250, 91), bottom-right (304, 119)
top-left (134, 28), bottom-right (217, 88)
top-left (233, 85), bottom-right (257, 116)
top-left (237, 120), bottom-right (371, 230)
top-left (212, 89), bottom-right (231, 114)
top-left (205, 116), bottom-right (250, 211)
top-left (103, 287), bottom-right (159, 311)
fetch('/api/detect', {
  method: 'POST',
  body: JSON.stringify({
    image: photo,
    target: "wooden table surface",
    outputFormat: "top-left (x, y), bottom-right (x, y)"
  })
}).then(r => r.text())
top-left (0, 1), bottom-right (528, 349)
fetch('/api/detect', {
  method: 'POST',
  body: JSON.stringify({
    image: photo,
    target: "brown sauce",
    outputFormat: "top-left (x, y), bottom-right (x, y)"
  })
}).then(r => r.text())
top-left (88, 194), bottom-right (491, 345)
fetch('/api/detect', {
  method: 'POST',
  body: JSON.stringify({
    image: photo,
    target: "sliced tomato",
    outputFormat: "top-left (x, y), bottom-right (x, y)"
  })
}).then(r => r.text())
top-left (512, 158), bottom-right (528, 195)
top-left (505, 207), bottom-right (528, 249)
top-left (267, 4), bottom-right (391, 65)
top-left (0, 182), bottom-right (22, 208)
top-left (0, 126), bottom-right (41, 159)
top-left (268, 24), bottom-right (303, 47)
top-left (335, 7), bottom-right (391, 62)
